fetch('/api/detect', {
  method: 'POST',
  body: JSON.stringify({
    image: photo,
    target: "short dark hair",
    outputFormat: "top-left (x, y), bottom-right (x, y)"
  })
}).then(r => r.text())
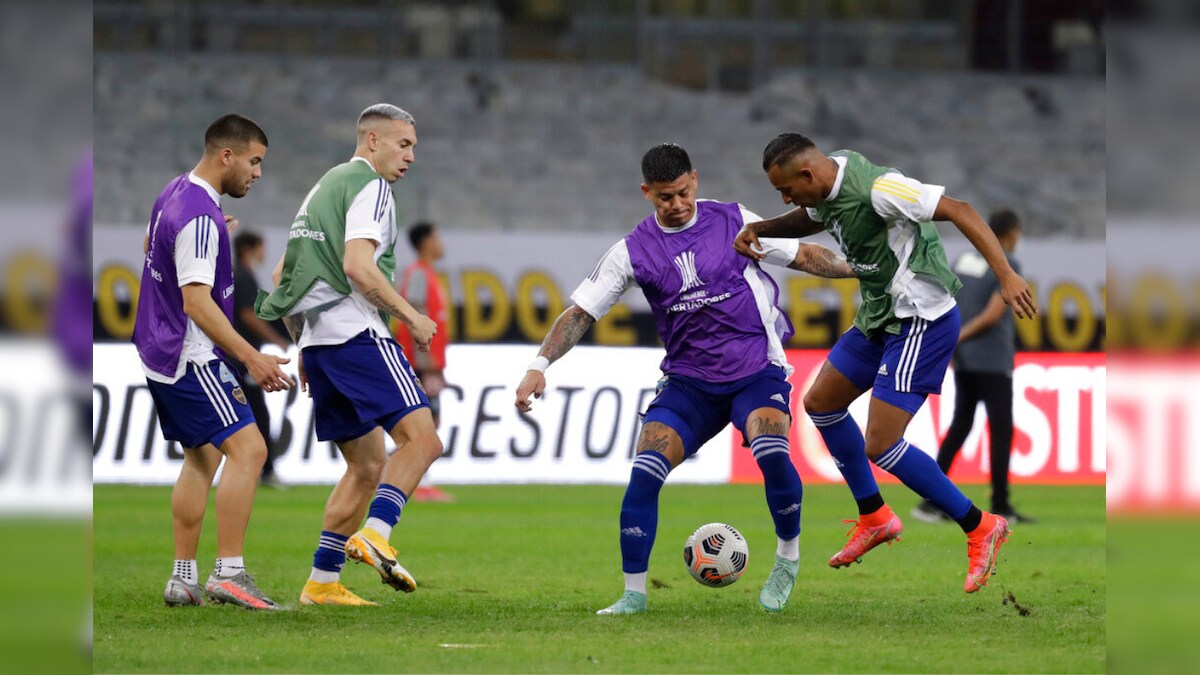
top-left (233, 230), bottom-right (264, 258)
top-left (204, 114), bottom-right (268, 153)
top-left (641, 144), bottom-right (692, 184)
top-left (989, 210), bottom-right (1021, 238)
top-left (408, 221), bottom-right (436, 251)
top-left (762, 133), bottom-right (816, 171)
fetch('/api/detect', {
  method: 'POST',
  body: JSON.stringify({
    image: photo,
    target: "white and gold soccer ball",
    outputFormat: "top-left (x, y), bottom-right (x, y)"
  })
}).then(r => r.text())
top-left (683, 523), bottom-right (749, 588)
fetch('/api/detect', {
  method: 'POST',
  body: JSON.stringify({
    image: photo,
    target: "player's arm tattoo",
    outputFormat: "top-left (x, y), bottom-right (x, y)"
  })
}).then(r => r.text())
top-left (790, 244), bottom-right (856, 278)
top-left (282, 313), bottom-right (305, 344)
top-left (538, 305), bottom-right (596, 364)
top-left (752, 208), bottom-right (825, 238)
top-left (363, 287), bottom-right (409, 320)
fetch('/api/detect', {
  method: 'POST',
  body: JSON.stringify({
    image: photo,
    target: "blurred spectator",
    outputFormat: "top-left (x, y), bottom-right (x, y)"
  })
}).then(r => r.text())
top-left (232, 231), bottom-right (291, 488)
top-left (395, 222), bottom-right (453, 503)
top-left (914, 210), bottom-right (1034, 524)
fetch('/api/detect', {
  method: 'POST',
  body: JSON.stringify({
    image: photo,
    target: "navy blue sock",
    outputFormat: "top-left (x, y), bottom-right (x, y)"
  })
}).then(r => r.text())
top-left (312, 530), bottom-right (348, 573)
top-left (750, 435), bottom-right (802, 540)
top-left (873, 439), bottom-right (972, 520)
top-left (366, 483), bottom-right (408, 533)
top-left (810, 410), bottom-right (881, 504)
top-left (619, 452), bottom-right (671, 574)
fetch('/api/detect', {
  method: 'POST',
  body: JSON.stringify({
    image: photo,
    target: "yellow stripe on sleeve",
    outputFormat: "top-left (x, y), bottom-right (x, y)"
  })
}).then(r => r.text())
top-left (872, 185), bottom-right (918, 203)
top-left (873, 178), bottom-right (920, 199)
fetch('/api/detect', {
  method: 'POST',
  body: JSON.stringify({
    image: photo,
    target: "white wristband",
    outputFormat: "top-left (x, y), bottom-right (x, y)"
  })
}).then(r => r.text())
top-left (527, 356), bottom-right (550, 373)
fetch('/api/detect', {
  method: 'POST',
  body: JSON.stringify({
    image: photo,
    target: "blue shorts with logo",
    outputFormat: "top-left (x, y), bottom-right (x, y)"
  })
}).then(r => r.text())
top-left (827, 306), bottom-right (961, 415)
top-left (303, 329), bottom-right (430, 443)
top-left (642, 365), bottom-right (792, 458)
top-left (146, 360), bottom-right (255, 449)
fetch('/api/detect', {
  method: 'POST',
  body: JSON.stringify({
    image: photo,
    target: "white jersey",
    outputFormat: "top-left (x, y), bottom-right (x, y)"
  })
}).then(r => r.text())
top-left (293, 157), bottom-right (397, 349)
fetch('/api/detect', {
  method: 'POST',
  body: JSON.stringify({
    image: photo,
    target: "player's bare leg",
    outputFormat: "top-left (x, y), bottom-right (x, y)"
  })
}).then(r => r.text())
top-left (803, 362), bottom-right (904, 568)
top-left (865, 396), bottom-right (1009, 592)
top-left (598, 422), bottom-right (686, 616)
top-left (744, 407), bottom-right (802, 612)
top-left (346, 408), bottom-right (442, 593)
top-left (302, 428), bottom-right (385, 606)
top-left (204, 424), bottom-right (278, 609)
top-left (213, 424), bottom-right (268, 559)
top-left (326, 428), bottom-right (387, 534)
top-left (165, 444), bottom-right (221, 606)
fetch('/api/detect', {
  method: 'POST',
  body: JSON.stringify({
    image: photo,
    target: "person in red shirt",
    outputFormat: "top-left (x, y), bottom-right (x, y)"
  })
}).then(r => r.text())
top-left (395, 222), bottom-right (453, 502)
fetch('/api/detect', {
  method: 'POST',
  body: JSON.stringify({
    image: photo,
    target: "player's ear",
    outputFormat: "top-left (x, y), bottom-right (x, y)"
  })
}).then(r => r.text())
top-left (220, 147), bottom-right (234, 166)
top-left (640, 183), bottom-right (651, 201)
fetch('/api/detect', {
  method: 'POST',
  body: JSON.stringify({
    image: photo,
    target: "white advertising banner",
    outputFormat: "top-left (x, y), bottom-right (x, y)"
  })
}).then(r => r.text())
top-left (0, 341), bottom-right (91, 514)
top-left (91, 344), bottom-right (733, 485)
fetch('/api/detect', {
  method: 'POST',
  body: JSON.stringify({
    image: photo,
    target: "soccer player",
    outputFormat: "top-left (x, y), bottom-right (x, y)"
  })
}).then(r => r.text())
top-left (734, 133), bottom-right (1037, 593)
top-left (515, 143), bottom-right (857, 615)
top-left (395, 221), bottom-right (454, 503)
top-left (134, 114), bottom-right (293, 610)
top-left (257, 104), bottom-right (440, 606)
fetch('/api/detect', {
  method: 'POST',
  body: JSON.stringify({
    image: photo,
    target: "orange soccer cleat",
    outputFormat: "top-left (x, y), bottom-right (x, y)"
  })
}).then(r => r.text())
top-left (828, 506), bottom-right (904, 568)
top-left (964, 512), bottom-right (1011, 593)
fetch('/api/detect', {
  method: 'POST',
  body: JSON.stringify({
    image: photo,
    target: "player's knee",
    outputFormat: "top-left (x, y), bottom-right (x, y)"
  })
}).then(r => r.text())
top-left (863, 429), bottom-right (899, 460)
top-left (802, 389), bottom-right (829, 417)
top-left (417, 431), bottom-right (443, 465)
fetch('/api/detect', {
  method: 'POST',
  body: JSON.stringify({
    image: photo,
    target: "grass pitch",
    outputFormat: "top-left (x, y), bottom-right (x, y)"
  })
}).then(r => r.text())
top-left (94, 483), bottom-right (1104, 673)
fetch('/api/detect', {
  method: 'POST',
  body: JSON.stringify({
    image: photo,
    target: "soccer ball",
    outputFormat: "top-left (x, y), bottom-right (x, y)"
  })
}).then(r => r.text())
top-left (683, 522), bottom-right (749, 587)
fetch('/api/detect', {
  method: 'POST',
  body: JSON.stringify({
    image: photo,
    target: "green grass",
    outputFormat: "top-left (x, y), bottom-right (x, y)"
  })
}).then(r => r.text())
top-left (94, 483), bottom-right (1105, 673)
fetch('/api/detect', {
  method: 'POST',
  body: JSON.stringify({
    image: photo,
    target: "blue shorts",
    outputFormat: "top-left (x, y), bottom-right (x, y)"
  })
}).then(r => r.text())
top-left (827, 306), bottom-right (961, 415)
top-left (303, 329), bottom-right (430, 443)
top-left (642, 365), bottom-right (792, 458)
top-left (146, 360), bottom-right (255, 449)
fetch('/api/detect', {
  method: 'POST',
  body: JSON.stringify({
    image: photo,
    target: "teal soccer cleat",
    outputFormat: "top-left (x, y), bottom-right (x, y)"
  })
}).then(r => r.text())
top-left (758, 556), bottom-right (799, 613)
top-left (596, 590), bottom-right (647, 615)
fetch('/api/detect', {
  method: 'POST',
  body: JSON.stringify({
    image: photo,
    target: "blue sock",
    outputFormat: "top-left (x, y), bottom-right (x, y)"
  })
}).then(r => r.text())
top-left (365, 483), bottom-right (408, 537)
top-left (312, 530), bottom-right (348, 574)
top-left (810, 410), bottom-right (880, 501)
top-left (750, 435), bottom-right (802, 540)
top-left (873, 439), bottom-right (972, 520)
top-left (619, 452), bottom-right (671, 574)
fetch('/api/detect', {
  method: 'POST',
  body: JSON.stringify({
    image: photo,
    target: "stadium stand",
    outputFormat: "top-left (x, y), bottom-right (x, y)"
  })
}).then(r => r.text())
top-left (95, 55), bottom-right (1101, 238)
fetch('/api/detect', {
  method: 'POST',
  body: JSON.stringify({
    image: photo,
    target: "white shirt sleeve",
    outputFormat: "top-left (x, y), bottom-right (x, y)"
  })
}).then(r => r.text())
top-left (570, 240), bottom-right (635, 321)
top-left (345, 178), bottom-right (389, 244)
top-left (871, 172), bottom-right (945, 223)
top-left (734, 203), bottom-right (801, 268)
top-left (174, 216), bottom-right (219, 287)
top-left (757, 238), bottom-right (801, 268)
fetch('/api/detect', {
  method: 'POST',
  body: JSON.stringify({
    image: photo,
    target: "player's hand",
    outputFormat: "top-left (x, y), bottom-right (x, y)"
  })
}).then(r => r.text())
top-left (733, 224), bottom-right (767, 261)
top-left (420, 371), bottom-right (446, 397)
top-left (999, 270), bottom-right (1038, 319)
top-left (224, 214), bottom-right (239, 234)
top-left (408, 314), bottom-right (438, 350)
top-left (515, 370), bottom-right (546, 413)
top-left (297, 353), bottom-right (309, 397)
top-left (246, 351), bottom-right (294, 392)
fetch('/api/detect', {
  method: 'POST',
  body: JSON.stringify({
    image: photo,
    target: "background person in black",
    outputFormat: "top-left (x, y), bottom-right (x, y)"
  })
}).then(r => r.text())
top-left (232, 231), bottom-right (291, 488)
top-left (914, 210), bottom-right (1036, 524)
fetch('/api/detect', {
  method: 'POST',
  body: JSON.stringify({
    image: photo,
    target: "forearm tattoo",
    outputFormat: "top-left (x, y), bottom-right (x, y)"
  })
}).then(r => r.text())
top-left (539, 306), bottom-right (595, 363)
top-left (282, 314), bottom-right (305, 343)
top-left (794, 246), bottom-right (856, 278)
top-left (363, 287), bottom-right (407, 319)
